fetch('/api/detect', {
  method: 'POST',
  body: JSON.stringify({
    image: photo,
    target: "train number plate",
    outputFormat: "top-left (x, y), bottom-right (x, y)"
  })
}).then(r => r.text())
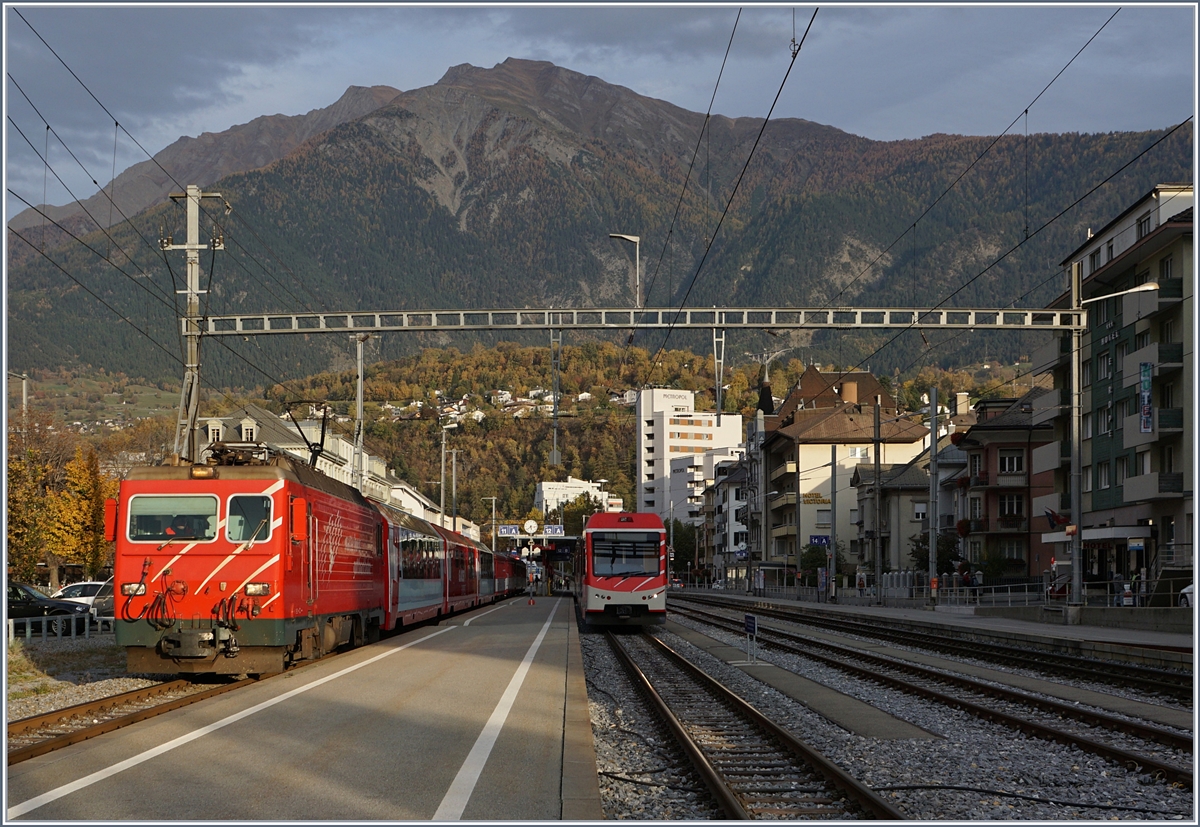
top-left (615, 605), bottom-right (632, 617)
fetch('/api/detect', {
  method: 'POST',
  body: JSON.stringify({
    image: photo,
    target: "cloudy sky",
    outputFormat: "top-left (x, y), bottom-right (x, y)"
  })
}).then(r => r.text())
top-left (4, 3), bottom-right (1196, 219)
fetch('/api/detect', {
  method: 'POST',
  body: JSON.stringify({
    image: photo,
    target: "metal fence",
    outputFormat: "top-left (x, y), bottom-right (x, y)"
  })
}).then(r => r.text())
top-left (6, 616), bottom-right (114, 646)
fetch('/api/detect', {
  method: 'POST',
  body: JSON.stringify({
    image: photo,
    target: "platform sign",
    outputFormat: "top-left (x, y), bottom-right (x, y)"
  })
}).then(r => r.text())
top-left (744, 614), bottom-right (757, 635)
top-left (543, 524), bottom-right (565, 536)
top-left (744, 614), bottom-right (758, 663)
top-left (497, 525), bottom-right (520, 537)
top-left (810, 535), bottom-right (830, 546)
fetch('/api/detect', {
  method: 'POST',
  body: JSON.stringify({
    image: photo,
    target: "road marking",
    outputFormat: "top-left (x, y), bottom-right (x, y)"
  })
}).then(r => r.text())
top-left (7, 627), bottom-right (456, 819)
top-left (434, 598), bottom-right (561, 820)
top-left (462, 602), bottom-right (509, 626)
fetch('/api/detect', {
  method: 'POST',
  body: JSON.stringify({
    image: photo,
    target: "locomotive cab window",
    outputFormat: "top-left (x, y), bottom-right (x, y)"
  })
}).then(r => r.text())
top-left (128, 495), bottom-right (218, 542)
top-left (590, 531), bottom-right (661, 577)
top-left (227, 495), bottom-right (272, 543)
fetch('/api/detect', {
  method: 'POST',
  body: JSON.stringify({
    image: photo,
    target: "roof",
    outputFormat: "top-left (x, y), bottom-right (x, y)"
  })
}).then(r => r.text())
top-left (775, 365), bottom-right (897, 419)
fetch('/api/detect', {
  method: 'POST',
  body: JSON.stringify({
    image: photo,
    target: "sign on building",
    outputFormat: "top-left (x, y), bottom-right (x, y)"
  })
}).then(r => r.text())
top-left (1139, 362), bottom-right (1153, 433)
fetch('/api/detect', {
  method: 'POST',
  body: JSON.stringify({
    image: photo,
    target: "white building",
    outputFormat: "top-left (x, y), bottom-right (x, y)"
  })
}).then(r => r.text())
top-left (668, 446), bottom-right (745, 525)
top-left (534, 476), bottom-right (617, 516)
top-left (636, 388), bottom-right (743, 524)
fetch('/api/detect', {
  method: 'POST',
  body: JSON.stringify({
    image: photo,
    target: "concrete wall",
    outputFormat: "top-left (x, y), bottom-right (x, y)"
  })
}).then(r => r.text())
top-left (977, 605), bottom-right (1193, 635)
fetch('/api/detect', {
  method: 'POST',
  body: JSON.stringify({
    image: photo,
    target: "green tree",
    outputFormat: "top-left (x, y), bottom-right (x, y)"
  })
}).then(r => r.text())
top-left (908, 531), bottom-right (962, 576)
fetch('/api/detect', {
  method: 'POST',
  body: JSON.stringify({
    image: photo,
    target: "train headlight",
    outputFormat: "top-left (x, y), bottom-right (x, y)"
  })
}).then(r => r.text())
top-left (245, 583), bottom-right (271, 596)
top-left (121, 583), bottom-right (147, 596)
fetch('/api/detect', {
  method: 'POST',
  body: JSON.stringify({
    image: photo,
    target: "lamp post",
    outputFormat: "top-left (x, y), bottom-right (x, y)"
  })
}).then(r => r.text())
top-left (1069, 278), bottom-right (1159, 605)
top-left (609, 233), bottom-right (641, 308)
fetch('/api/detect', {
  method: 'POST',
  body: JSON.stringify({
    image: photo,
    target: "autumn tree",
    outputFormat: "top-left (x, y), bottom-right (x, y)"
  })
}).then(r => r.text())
top-left (48, 445), bottom-right (118, 580)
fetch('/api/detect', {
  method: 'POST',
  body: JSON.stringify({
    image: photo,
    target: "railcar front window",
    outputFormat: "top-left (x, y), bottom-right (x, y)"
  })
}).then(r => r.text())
top-left (228, 495), bottom-right (272, 543)
top-left (128, 495), bottom-right (218, 542)
top-left (590, 531), bottom-right (661, 577)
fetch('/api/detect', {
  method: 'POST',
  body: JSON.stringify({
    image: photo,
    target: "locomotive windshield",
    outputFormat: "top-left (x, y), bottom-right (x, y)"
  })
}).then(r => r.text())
top-left (128, 495), bottom-right (218, 542)
top-left (227, 495), bottom-right (272, 543)
top-left (590, 531), bottom-right (661, 577)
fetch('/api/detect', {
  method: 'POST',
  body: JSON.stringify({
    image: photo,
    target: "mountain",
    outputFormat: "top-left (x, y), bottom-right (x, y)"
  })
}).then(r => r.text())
top-left (6, 58), bottom-right (1192, 387)
top-left (7, 84), bottom-right (401, 234)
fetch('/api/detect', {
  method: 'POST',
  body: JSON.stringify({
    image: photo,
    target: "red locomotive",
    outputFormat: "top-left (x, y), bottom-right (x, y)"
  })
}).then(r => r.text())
top-left (573, 512), bottom-right (667, 627)
top-left (107, 444), bottom-right (524, 675)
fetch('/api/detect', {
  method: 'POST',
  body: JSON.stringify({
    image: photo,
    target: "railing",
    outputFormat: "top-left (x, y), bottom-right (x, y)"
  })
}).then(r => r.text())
top-left (1158, 408), bottom-right (1183, 430)
top-left (6, 615), bottom-right (112, 646)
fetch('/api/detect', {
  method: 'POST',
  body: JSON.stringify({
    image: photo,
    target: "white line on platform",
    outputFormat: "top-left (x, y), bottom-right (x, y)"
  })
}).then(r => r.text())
top-left (462, 602), bottom-right (509, 626)
top-left (7, 627), bottom-right (457, 820)
top-left (433, 598), bottom-right (562, 820)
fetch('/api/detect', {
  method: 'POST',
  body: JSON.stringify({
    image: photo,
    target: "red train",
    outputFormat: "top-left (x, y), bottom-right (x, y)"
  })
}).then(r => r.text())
top-left (106, 445), bottom-right (525, 675)
top-left (573, 512), bottom-right (667, 627)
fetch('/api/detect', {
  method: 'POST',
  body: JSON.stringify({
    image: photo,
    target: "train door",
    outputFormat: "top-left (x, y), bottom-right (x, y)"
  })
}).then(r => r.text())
top-left (291, 496), bottom-right (314, 606)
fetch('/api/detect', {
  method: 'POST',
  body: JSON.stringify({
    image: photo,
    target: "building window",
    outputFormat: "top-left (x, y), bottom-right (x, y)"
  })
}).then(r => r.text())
top-left (1161, 318), bottom-right (1175, 343)
top-left (1116, 341), bottom-right (1128, 365)
top-left (1137, 212), bottom-right (1152, 239)
top-left (1159, 256), bottom-right (1173, 280)
top-left (1083, 465), bottom-right (1092, 492)
top-left (848, 446), bottom-right (870, 459)
top-left (1134, 330), bottom-right (1150, 350)
top-left (1096, 298), bottom-right (1110, 323)
top-left (969, 498), bottom-right (982, 519)
top-left (1099, 404), bottom-right (1113, 435)
top-left (1125, 396), bottom-right (1138, 418)
top-left (850, 508), bottom-right (859, 526)
top-left (1096, 352), bottom-right (1111, 380)
top-left (816, 509), bottom-right (831, 527)
top-left (999, 450), bottom-right (1024, 474)
top-left (969, 454), bottom-right (982, 476)
top-left (1162, 382), bottom-right (1175, 409)
top-left (1089, 250), bottom-right (1102, 273)
top-left (1162, 445), bottom-right (1175, 474)
top-left (1098, 462), bottom-right (1110, 490)
top-left (999, 493), bottom-right (1024, 516)
top-left (1082, 412), bottom-right (1092, 439)
top-left (1162, 515), bottom-right (1176, 544)
top-left (968, 540), bottom-right (982, 562)
top-left (914, 502), bottom-right (927, 521)
top-left (1081, 360), bottom-right (1092, 387)
top-left (1137, 451), bottom-right (1150, 476)
top-left (1106, 241), bottom-right (1113, 262)
top-left (1115, 456), bottom-right (1127, 485)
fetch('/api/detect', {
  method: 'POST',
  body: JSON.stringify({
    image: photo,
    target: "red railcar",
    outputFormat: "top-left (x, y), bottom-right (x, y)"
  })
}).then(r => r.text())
top-left (573, 512), bottom-right (667, 627)
top-left (110, 447), bottom-right (523, 675)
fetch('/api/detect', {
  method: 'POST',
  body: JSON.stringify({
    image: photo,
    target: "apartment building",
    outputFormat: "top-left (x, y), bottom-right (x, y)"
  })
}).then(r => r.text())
top-left (635, 388), bottom-right (743, 524)
top-left (668, 446), bottom-right (745, 525)
top-left (1032, 184), bottom-right (1192, 595)
top-left (754, 367), bottom-right (926, 588)
top-left (699, 461), bottom-right (748, 584)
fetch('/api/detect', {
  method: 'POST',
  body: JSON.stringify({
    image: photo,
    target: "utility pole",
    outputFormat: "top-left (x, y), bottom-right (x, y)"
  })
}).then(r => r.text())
top-left (353, 333), bottom-right (370, 491)
top-left (163, 185), bottom-right (224, 463)
top-left (928, 386), bottom-right (939, 606)
top-left (550, 329), bottom-right (562, 465)
top-left (794, 442), bottom-right (802, 600)
top-left (829, 443), bottom-right (837, 603)
top-left (7, 371), bottom-right (28, 427)
top-left (482, 496), bottom-right (498, 550)
top-left (874, 399), bottom-right (883, 604)
top-left (450, 448), bottom-right (459, 531)
top-left (440, 425), bottom-right (448, 528)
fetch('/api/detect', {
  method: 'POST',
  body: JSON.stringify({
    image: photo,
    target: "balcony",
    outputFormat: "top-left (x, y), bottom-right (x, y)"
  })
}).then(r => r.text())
top-left (1122, 342), bottom-right (1185, 388)
top-left (1123, 472), bottom-right (1185, 501)
top-left (1032, 386), bottom-right (1068, 426)
top-left (995, 514), bottom-right (1027, 532)
top-left (1123, 408), bottom-right (1185, 449)
top-left (969, 471), bottom-right (990, 487)
top-left (1157, 278), bottom-right (1184, 302)
top-left (1032, 440), bottom-right (1070, 474)
top-left (969, 518), bottom-right (988, 533)
top-left (995, 472), bottom-right (1028, 488)
top-left (1032, 333), bottom-right (1072, 375)
top-left (770, 523), bottom-right (797, 540)
top-left (769, 461), bottom-right (797, 483)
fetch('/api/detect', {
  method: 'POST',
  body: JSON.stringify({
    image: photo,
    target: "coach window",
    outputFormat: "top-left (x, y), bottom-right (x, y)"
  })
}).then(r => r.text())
top-left (128, 495), bottom-right (218, 542)
top-left (227, 495), bottom-right (272, 543)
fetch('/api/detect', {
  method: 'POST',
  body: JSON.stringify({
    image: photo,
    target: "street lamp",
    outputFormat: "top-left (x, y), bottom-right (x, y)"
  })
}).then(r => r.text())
top-left (609, 233), bottom-right (641, 308)
top-left (1069, 278), bottom-right (1158, 606)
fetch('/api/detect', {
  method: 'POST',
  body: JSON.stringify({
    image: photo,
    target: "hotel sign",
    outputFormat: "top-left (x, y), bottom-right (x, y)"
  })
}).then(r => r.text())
top-left (1139, 362), bottom-right (1153, 433)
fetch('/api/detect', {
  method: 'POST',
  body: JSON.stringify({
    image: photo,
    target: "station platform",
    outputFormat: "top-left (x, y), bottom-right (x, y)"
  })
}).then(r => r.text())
top-left (672, 590), bottom-right (1194, 669)
top-left (7, 595), bottom-right (605, 821)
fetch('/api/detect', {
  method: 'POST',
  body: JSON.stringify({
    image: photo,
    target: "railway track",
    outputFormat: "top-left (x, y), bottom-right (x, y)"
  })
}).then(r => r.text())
top-left (605, 630), bottom-right (906, 820)
top-left (679, 595), bottom-right (1193, 702)
top-left (6, 678), bottom-right (259, 765)
top-left (670, 604), bottom-right (1193, 787)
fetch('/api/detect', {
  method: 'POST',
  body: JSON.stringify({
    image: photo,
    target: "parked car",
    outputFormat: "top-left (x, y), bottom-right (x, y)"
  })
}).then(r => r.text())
top-left (50, 579), bottom-right (109, 607)
top-left (670, 578), bottom-right (684, 589)
top-left (90, 580), bottom-right (115, 620)
top-left (7, 582), bottom-right (91, 633)
top-left (1179, 584), bottom-right (1193, 608)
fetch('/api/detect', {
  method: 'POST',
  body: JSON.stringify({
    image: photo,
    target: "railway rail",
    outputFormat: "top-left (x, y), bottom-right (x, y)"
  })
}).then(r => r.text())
top-left (7, 678), bottom-right (257, 765)
top-left (605, 630), bottom-right (906, 820)
top-left (670, 604), bottom-right (1193, 787)
top-left (679, 595), bottom-right (1192, 702)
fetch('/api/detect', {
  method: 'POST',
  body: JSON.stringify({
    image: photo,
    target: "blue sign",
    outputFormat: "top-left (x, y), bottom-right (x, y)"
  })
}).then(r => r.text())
top-left (744, 614), bottom-right (757, 635)
top-left (544, 524), bottom-right (565, 536)
top-left (497, 525), bottom-right (520, 537)
top-left (1139, 363), bottom-right (1153, 433)
top-left (810, 535), bottom-right (830, 546)
top-left (735, 550), bottom-right (748, 560)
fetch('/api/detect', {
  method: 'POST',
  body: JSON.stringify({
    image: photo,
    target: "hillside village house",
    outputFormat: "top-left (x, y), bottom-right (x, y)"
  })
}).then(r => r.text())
top-left (1033, 184), bottom-right (1192, 604)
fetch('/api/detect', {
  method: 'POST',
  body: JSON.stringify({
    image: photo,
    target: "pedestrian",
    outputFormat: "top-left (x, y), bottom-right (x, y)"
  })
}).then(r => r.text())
top-left (856, 573), bottom-right (866, 598)
top-left (1112, 569), bottom-right (1123, 607)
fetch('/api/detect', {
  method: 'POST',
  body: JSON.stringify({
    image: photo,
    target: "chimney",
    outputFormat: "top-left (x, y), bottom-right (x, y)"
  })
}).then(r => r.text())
top-left (955, 392), bottom-right (970, 415)
top-left (841, 381), bottom-right (858, 405)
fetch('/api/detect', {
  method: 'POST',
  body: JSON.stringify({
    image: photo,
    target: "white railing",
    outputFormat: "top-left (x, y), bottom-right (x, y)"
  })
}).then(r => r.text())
top-left (6, 616), bottom-right (112, 646)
